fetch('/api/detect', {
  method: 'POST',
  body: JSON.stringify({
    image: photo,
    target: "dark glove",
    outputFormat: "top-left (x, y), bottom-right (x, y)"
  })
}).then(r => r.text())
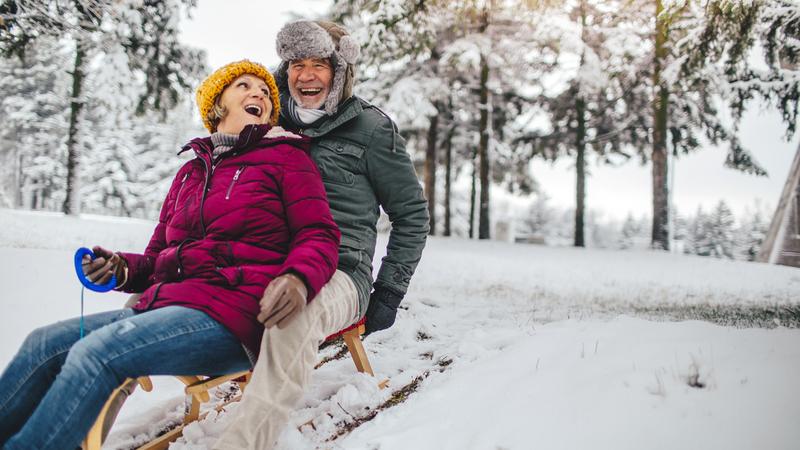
top-left (364, 286), bottom-right (404, 335)
top-left (81, 246), bottom-right (128, 288)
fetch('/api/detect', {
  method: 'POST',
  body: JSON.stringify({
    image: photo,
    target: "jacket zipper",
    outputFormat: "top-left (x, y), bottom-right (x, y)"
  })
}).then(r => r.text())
top-left (173, 173), bottom-right (189, 212)
top-left (225, 166), bottom-right (247, 200)
top-left (148, 282), bottom-right (164, 308)
top-left (199, 157), bottom-right (213, 238)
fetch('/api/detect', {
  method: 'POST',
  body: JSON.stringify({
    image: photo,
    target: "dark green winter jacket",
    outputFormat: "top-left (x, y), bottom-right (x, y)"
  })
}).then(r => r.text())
top-left (279, 95), bottom-right (429, 316)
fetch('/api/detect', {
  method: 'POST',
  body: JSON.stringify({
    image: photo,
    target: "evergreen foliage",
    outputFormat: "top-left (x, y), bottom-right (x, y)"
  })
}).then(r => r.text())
top-left (0, 0), bottom-right (206, 216)
top-left (0, 37), bottom-right (68, 210)
top-left (515, 0), bottom-right (649, 247)
top-left (696, 0), bottom-right (800, 139)
top-left (619, 213), bottom-right (643, 250)
top-left (331, 0), bottom-right (540, 238)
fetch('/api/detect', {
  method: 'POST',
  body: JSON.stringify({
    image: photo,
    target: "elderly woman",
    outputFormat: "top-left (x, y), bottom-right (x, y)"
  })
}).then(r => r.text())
top-left (0, 60), bottom-right (340, 450)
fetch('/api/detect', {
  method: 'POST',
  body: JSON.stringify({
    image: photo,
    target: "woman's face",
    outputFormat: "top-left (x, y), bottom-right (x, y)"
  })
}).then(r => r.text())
top-left (216, 74), bottom-right (273, 134)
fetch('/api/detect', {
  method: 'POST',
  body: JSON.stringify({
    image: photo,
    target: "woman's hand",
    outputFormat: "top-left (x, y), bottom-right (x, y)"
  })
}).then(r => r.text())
top-left (82, 246), bottom-right (127, 287)
top-left (258, 273), bottom-right (308, 329)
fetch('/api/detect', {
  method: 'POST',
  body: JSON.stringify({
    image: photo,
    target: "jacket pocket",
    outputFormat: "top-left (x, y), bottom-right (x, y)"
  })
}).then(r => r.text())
top-left (338, 235), bottom-right (364, 270)
top-left (217, 266), bottom-right (243, 286)
top-left (225, 166), bottom-right (247, 200)
top-left (313, 142), bottom-right (365, 186)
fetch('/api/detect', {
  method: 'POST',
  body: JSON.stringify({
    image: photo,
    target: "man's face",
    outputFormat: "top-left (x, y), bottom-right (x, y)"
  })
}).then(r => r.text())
top-left (287, 58), bottom-right (333, 109)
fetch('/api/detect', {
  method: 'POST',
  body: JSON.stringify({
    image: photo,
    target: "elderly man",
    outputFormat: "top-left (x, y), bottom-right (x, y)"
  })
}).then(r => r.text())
top-left (214, 20), bottom-right (429, 449)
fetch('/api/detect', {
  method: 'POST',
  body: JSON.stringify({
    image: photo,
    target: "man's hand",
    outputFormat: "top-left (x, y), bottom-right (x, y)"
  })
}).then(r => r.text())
top-left (258, 273), bottom-right (308, 329)
top-left (364, 287), bottom-right (404, 335)
top-left (81, 246), bottom-right (126, 287)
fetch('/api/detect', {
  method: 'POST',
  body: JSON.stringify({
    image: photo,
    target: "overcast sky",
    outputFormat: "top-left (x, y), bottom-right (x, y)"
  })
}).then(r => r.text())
top-left (179, 0), bottom-right (799, 222)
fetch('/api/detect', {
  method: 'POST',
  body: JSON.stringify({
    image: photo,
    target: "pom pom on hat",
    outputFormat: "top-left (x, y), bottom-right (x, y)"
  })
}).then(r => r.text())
top-left (196, 59), bottom-right (280, 132)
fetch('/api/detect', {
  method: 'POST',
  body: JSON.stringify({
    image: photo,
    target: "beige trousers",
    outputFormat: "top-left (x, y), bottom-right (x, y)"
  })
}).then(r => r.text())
top-left (213, 270), bottom-right (359, 450)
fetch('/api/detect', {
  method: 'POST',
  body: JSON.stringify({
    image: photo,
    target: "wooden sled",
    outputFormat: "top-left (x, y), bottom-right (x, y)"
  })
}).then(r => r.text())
top-left (82, 320), bottom-right (381, 450)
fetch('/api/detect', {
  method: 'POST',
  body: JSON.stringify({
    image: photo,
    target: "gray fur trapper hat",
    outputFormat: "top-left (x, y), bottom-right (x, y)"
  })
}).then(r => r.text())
top-left (275, 20), bottom-right (360, 115)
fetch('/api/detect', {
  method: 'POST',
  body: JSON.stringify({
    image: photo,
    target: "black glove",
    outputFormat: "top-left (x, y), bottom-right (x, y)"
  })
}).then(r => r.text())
top-left (364, 286), bottom-right (404, 335)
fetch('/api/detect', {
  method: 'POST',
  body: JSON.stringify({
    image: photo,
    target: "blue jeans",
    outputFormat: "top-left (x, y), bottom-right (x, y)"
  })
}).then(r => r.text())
top-left (0, 306), bottom-right (252, 450)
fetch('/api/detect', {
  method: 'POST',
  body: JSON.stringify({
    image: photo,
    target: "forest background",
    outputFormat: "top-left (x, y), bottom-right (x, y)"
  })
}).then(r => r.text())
top-left (1, 0), bottom-right (798, 261)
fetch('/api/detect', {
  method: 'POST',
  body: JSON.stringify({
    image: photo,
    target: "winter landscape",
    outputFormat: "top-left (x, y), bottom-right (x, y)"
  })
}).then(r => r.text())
top-left (2, 0), bottom-right (800, 449)
top-left (1, 209), bottom-right (799, 449)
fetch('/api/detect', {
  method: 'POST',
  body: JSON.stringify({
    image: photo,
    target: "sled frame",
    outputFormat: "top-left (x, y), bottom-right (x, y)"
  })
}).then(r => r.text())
top-left (81, 323), bottom-right (376, 450)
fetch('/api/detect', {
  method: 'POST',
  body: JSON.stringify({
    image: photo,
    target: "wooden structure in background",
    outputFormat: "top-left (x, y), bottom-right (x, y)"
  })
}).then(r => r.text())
top-left (758, 144), bottom-right (800, 267)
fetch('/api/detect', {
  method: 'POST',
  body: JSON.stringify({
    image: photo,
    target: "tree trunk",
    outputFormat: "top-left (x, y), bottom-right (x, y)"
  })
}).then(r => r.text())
top-left (424, 105), bottom-right (439, 236)
top-left (469, 148), bottom-right (477, 239)
top-left (478, 53), bottom-right (491, 240)
top-left (443, 126), bottom-right (454, 237)
top-left (575, 96), bottom-right (586, 247)
top-left (574, 0), bottom-right (587, 248)
top-left (15, 149), bottom-right (22, 207)
top-left (63, 40), bottom-right (86, 215)
top-left (11, 126), bottom-right (22, 208)
top-left (652, 0), bottom-right (670, 250)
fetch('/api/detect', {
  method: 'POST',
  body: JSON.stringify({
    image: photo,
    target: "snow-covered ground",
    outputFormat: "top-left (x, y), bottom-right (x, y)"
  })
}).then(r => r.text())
top-left (1, 208), bottom-right (798, 449)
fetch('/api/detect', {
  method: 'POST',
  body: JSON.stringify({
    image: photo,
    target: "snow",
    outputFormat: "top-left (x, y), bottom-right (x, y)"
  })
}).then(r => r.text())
top-left (0, 208), bottom-right (798, 449)
top-left (342, 318), bottom-right (800, 450)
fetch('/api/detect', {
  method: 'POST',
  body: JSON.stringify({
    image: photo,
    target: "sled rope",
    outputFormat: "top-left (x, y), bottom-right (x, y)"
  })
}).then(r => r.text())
top-left (80, 285), bottom-right (85, 339)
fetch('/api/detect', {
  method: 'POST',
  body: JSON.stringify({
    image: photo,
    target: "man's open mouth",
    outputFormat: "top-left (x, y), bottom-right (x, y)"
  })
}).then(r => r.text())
top-left (299, 88), bottom-right (323, 96)
top-left (244, 104), bottom-right (262, 117)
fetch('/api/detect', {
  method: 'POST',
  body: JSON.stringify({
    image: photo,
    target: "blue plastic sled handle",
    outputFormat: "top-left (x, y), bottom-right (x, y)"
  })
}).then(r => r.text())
top-left (74, 247), bottom-right (117, 292)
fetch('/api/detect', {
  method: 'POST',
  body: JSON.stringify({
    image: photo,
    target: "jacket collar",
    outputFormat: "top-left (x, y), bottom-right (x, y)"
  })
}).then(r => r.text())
top-left (279, 94), bottom-right (362, 138)
top-left (179, 124), bottom-right (273, 157)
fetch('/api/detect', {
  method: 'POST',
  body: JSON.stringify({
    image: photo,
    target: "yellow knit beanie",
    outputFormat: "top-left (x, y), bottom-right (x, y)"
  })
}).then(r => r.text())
top-left (196, 60), bottom-right (281, 132)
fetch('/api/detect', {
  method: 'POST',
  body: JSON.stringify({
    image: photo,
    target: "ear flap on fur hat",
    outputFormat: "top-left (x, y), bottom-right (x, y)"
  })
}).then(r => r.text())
top-left (324, 55), bottom-right (348, 115)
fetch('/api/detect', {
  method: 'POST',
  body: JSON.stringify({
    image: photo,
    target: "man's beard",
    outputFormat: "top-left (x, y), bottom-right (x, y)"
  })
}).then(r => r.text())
top-left (289, 87), bottom-right (329, 110)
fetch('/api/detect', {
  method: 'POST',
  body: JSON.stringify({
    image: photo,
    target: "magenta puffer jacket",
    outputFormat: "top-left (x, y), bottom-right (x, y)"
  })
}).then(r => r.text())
top-left (118, 124), bottom-right (340, 358)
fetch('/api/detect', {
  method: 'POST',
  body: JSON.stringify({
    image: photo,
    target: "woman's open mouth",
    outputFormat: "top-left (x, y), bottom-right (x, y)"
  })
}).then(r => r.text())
top-left (244, 104), bottom-right (262, 117)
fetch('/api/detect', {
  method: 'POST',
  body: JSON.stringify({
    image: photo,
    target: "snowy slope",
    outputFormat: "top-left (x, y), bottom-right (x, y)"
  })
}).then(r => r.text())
top-left (337, 318), bottom-right (800, 450)
top-left (0, 209), bottom-right (798, 450)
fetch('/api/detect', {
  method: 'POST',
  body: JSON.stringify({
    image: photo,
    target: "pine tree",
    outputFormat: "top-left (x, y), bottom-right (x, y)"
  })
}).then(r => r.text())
top-left (516, 0), bottom-right (649, 248)
top-left (331, 0), bottom-right (540, 239)
top-left (736, 200), bottom-right (770, 261)
top-left (0, 0), bottom-right (206, 215)
top-left (619, 213), bottom-right (642, 249)
top-left (687, 201), bottom-right (737, 258)
top-left (587, 0), bottom-right (771, 250)
top-left (694, 0), bottom-right (799, 139)
top-left (80, 44), bottom-right (141, 216)
top-left (131, 99), bottom-right (203, 218)
top-left (0, 36), bottom-right (68, 210)
top-left (685, 206), bottom-right (708, 256)
top-left (520, 193), bottom-right (555, 242)
top-left (705, 200), bottom-right (737, 258)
